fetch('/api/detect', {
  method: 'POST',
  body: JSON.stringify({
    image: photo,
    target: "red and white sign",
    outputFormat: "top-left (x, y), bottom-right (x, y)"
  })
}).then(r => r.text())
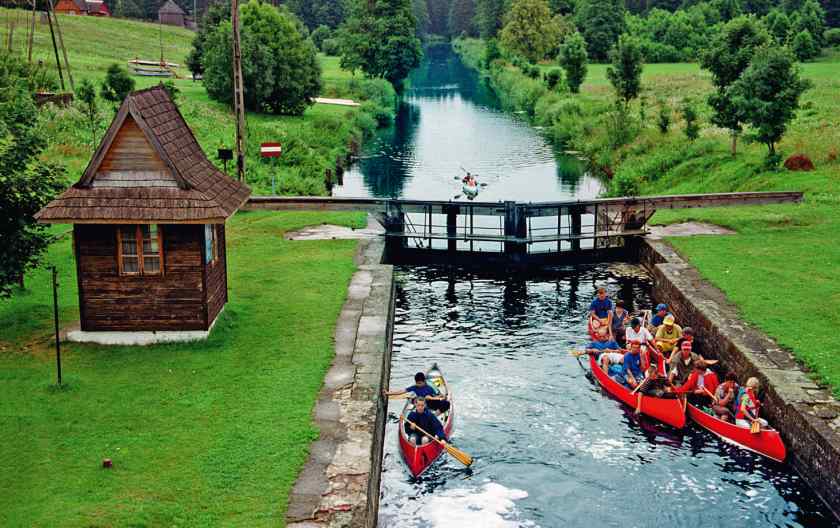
top-left (260, 142), bottom-right (282, 158)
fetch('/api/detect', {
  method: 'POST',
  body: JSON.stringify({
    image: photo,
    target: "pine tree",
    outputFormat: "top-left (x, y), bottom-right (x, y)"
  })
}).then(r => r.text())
top-left (449, 0), bottom-right (478, 37)
top-left (764, 8), bottom-right (791, 43)
top-left (790, 0), bottom-right (827, 46)
top-left (475, 0), bottom-right (508, 38)
top-left (574, 0), bottom-right (625, 61)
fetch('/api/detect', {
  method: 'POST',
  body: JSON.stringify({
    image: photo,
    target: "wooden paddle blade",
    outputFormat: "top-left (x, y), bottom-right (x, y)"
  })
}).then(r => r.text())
top-left (445, 444), bottom-right (473, 466)
top-left (751, 420), bottom-right (761, 434)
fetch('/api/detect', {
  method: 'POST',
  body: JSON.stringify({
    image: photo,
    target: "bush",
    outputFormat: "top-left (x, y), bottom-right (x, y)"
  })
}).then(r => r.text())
top-left (0, 54), bottom-right (58, 93)
top-left (321, 38), bottom-right (341, 56)
top-left (657, 101), bottom-right (671, 134)
top-left (484, 38), bottom-right (502, 68)
top-left (203, 1), bottom-right (321, 115)
top-left (160, 80), bottom-right (179, 103)
top-left (825, 28), bottom-right (840, 46)
top-left (610, 171), bottom-right (641, 197)
top-left (100, 64), bottom-right (135, 105)
top-left (544, 68), bottom-right (563, 89)
top-left (791, 30), bottom-right (819, 61)
top-left (311, 25), bottom-right (332, 50)
top-left (681, 101), bottom-right (700, 141)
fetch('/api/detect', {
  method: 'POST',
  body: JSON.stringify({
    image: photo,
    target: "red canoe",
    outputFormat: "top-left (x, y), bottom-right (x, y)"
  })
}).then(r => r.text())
top-left (398, 364), bottom-right (454, 477)
top-left (687, 403), bottom-right (786, 462)
top-left (589, 354), bottom-right (686, 429)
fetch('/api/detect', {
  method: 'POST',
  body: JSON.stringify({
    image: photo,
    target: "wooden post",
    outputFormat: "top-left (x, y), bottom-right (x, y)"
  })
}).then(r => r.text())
top-left (27, 0), bottom-right (36, 63)
top-left (48, 0), bottom-right (74, 92)
top-left (45, 5), bottom-right (65, 92)
top-left (51, 266), bottom-right (62, 386)
top-left (571, 205), bottom-right (583, 252)
top-left (445, 204), bottom-right (459, 254)
top-left (503, 201), bottom-right (527, 260)
top-left (231, 0), bottom-right (247, 182)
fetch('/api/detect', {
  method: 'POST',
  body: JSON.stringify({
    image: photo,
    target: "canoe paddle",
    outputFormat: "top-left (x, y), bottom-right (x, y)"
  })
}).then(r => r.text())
top-left (405, 419), bottom-right (473, 467)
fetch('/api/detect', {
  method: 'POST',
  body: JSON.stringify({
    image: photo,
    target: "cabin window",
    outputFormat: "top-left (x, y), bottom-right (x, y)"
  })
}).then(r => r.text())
top-left (118, 225), bottom-right (163, 276)
top-left (205, 224), bottom-right (218, 265)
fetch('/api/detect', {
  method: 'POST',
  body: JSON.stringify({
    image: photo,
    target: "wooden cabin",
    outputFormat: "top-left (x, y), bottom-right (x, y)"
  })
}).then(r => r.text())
top-left (85, 0), bottom-right (111, 16)
top-left (36, 86), bottom-right (250, 334)
top-left (158, 0), bottom-right (186, 27)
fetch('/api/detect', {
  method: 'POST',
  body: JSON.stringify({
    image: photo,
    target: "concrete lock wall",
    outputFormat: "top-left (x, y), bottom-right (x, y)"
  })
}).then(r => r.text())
top-left (637, 238), bottom-right (840, 520)
top-left (287, 237), bottom-right (394, 528)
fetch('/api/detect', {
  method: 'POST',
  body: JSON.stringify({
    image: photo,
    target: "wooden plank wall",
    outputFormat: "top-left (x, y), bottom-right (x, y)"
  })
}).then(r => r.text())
top-left (98, 117), bottom-right (170, 174)
top-left (75, 224), bottom-right (209, 332)
top-left (204, 225), bottom-right (228, 327)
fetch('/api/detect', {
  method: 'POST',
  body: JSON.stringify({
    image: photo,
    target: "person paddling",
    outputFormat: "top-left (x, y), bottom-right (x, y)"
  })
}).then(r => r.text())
top-left (384, 372), bottom-right (451, 413)
top-left (614, 340), bottom-right (644, 390)
top-left (405, 397), bottom-right (448, 446)
top-left (667, 359), bottom-right (718, 405)
top-left (634, 364), bottom-right (671, 414)
top-left (736, 378), bottom-right (768, 429)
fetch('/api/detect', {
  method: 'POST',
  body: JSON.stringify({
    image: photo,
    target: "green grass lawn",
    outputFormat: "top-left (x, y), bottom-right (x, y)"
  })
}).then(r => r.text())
top-left (0, 211), bottom-right (366, 527)
top-left (1, 8), bottom-right (392, 196)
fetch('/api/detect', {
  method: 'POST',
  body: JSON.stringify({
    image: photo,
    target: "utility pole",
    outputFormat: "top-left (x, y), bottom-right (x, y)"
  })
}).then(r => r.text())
top-left (231, 0), bottom-right (247, 182)
top-left (46, 3), bottom-right (65, 92)
top-left (51, 266), bottom-right (62, 386)
top-left (49, 0), bottom-right (74, 92)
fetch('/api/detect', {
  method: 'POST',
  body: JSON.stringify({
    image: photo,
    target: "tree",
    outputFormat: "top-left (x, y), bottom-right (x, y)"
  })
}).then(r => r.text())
top-left (449, 0), bottom-right (477, 37)
top-left (501, 0), bottom-right (562, 62)
top-left (730, 46), bottom-right (811, 157)
top-left (764, 9), bottom-right (791, 43)
top-left (712, 0), bottom-right (744, 21)
top-left (427, 0), bottom-right (450, 35)
top-left (0, 63), bottom-right (64, 297)
top-left (559, 31), bottom-right (588, 93)
top-left (311, 25), bottom-right (333, 50)
top-left (792, 29), bottom-right (820, 59)
top-left (100, 64), bottom-right (135, 105)
top-left (286, 0), bottom-right (346, 30)
top-left (204, 1), bottom-right (321, 115)
top-left (744, 0), bottom-right (772, 16)
top-left (681, 100), bottom-right (700, 140)
top-left (114, 0), bottom-right (144, 18)
top-left (657, 100), bottom-right (671, 133)
top-left (412, 0), bottom-right (430, 37)
top-left (790, 0), bottom-right (827, 46)
top-left (699, 16), bottom-right (770, 156)
top-left (339, 0), bottom-right (422, 91)
top-left (76, 79), bottom-right (100, 146)
top-left (607, 34), bottom-right (643, 109)
top-left (549, 0), bottom-right (575, 15)
top-left (575, 0), bottom-right (626, 61)
top-left (186, 2), bottom-right (231, 80)
top-left (476, 0), bottom-right (508, 38)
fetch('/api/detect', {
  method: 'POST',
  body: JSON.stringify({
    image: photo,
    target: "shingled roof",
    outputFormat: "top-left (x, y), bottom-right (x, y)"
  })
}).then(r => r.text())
top-left (36, 85), bottom-right (250, 224)
top-left (158, 0), bottom-right (185, 14)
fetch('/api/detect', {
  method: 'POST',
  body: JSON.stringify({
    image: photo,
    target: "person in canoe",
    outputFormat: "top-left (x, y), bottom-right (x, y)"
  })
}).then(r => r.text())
top-left (405, 397), bottom-right (448, 446)
top-left (634, 364), bottom-right (672, 414)
top-left (649, 303), bottom-right (672, 329)
top-left (625, 317), bottom-right (657, 368)
top-left (712, 372), bottom-right (740, 422)
top-left (613, 340), bottom-right (644, 390)
top-left (655, 315), bottom-right (683, 357)
top-left (610, 300), bottom-right (630, 346)
top-left (384, 372), bottom-right (451, 414)
top-left (589, 288), bottom-right (614, 339)
top-left (668, 341), bottom-right (701, 385)
top-left (667, 358), bottom-right (719, 404)
top-left (735, 377), bottom-right (768, 429)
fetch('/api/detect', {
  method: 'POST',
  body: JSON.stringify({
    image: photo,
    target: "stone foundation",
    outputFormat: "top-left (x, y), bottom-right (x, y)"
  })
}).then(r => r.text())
top-left (638, 238), bottom-right (840, 520)
top-left (286, 234), bottom-right (394, 528)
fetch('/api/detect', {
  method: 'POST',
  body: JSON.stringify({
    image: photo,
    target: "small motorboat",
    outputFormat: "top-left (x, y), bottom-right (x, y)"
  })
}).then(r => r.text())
top-left (687, 403), bottom-right (786, 462)
top-left (589, 354), bottom-right (686, 429)
top-left (398, 364), bottom-right (454, 477)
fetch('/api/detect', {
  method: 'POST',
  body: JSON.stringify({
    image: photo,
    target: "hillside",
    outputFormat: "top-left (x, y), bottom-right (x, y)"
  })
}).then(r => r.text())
top-left (0, 8), bottom-right (393, 195)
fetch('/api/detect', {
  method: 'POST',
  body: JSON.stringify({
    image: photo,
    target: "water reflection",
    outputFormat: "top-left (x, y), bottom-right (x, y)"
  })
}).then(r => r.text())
top-left (380, 265), bottom-right (834, 528)
top-left (334, 45), bottom-right (603, 201)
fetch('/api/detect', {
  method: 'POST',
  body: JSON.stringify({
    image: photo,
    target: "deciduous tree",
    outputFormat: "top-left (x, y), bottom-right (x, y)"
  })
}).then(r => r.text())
top-left (699, 16), bottom-right (769, 156)
top-left (100, 64), bottom-right (135, 105)
top-left (500, 0), bottom-right (561, 62)
top-left (559, 30), bottom-right (588, 93)
top-left (449, 0), bottom-right (478, 37)
top-left (475, 0), bottom-right (508, 38)
top-left (76, 79), bottom-right (100, 146)
top-left (607, 34), bottom-right (643, 109)
top-left (731, 46), bottom-right (811, 158)
top-left (204, 1), bottom-right (321, 115)
top-left (339, 0), bottom-right (422, 91)
top-left (575, 0), bottom-right (625, 61)
top-left (792, 29), bottom-right (819, 59)
top-left (0, 62), bottom-right (64, 297)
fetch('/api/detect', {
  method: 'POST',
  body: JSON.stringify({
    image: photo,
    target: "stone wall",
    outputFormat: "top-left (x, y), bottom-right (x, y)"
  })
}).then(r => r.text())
top-left (637, 238), bottom-right (840, 520)
top-left (287, 237), bottom-right (394, 528)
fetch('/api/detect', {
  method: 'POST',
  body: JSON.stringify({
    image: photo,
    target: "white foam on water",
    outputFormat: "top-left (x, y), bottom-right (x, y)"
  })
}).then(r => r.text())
top-left (384, 482), bottom-right (536, 528)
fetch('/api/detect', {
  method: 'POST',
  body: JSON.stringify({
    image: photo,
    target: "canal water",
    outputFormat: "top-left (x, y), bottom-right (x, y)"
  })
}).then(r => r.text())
top-left (338, 45), bottom-right (835, 526)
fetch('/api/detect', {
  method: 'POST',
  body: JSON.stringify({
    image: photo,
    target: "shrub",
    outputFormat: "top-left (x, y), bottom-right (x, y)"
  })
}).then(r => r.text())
top-left (791, 30), bottom-right (819, 61)
top-left (681, 101), bottom-right (700, 141)
top-left (526, 65), bottom-right (542, 79)
top-left (657, 101), bottom-right (671, 134)
top-left (311, 25), bottom-right (332, 50)
top-left (100, 63), bottom-right (135, 105)
top-left (610, 172), bottom-right (641, 197)
top-left (321, 38), bottom-right (341, 56)
top-left (544, 68), bottom-right (563, 89)
top-left (825, 28), bottom-right (840, 46)
top-left (160, 80), bottom-right (179, 103)
top-left (484, 38), bottom-right (502, 68)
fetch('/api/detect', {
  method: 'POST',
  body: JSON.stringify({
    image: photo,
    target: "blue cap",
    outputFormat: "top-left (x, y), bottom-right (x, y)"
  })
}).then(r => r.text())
top-left (656, 303), bottom-right (668, 311)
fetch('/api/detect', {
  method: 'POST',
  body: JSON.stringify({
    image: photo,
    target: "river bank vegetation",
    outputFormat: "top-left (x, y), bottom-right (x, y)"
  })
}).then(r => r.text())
top-left (454, 0), bottom-right (840, 397)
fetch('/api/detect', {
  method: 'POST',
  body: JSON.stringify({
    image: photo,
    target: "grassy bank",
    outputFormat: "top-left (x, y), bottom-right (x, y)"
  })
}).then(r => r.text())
top-left (455, 38), bottom-right (840, 397)
top-left (2, 8), bottom-right (394, 195)
top-left (0, 210), bottom-right (366, 526)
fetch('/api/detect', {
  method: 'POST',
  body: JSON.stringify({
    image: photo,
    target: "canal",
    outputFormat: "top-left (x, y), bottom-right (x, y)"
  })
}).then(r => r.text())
top-left (339, 45), bottom-right (834, 527)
